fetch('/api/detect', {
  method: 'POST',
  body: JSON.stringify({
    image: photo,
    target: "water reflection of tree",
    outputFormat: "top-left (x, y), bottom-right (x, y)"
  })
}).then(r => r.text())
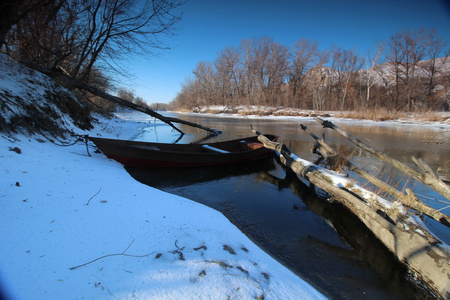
top-left (258, 170), bottom-right (428, 299)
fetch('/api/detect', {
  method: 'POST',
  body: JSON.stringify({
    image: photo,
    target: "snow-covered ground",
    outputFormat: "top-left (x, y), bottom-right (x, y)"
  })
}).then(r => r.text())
top-left (0, 114), bottom-right (325, 299)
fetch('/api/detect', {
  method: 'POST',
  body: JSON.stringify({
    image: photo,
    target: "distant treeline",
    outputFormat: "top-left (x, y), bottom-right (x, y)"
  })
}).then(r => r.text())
top-left (170, 29), bottom-right (449, 112)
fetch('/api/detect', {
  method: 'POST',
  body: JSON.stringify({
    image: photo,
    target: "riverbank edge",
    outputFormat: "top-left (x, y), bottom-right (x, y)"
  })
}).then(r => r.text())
top-left (172, 106), bottom-right (450, 129)
top-left (0, 114), bottom-right (326, 300)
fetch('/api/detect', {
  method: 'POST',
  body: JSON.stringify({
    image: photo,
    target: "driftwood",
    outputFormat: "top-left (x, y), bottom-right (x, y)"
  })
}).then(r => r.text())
top-left (314, 117), bottom-right (450, 201)
top-left (26, 63), bottom-right (221, 137)
top-left (437, 167), bottom-right (450, 183)
top-left (252, 128), bottom-right (450, 299)
top-left (300, 124), bottom-right (450, 228)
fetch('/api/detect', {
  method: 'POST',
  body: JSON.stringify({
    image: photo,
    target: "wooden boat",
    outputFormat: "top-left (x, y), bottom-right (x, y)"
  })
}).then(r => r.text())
top-left (88, 135), bottom-right (278, 168)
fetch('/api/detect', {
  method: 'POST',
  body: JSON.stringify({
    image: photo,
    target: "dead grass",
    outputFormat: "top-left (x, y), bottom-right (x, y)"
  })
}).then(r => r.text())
top-left (272, 110), bottom-right (304, 117)
top-left (334, 108), bottom-right (410, 121)
top-left (335, 108), bottom-right (449, 123)
top-left (239, 109), bottom-right (274, 116)
top-left (203, 108), bottom-right (223, 114)
top-left (326, 147), bottom-right (356, 173)
top-left (412, 111), bottom-right (450, 122)
top-left (175, 108), bottom-right (192, 113)
top-left (186, 106), bottom-right (448, 124)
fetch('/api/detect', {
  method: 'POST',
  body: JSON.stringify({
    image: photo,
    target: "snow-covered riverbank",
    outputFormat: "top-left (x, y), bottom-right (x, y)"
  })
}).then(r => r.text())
top-left (0, 114), bottom-right (325, 300)
top-left (178, 105), bottom-right (450, 129)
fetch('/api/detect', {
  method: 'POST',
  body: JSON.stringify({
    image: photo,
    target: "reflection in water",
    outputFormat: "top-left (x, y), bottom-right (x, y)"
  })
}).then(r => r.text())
top-left (125, 112), bottom-right (449, 299)
top-left (171, 113), bottom-right (450, 243)
top-left (126, 158), bottom-right (277, 188)
top-left (128, 158), bottom-right (428, 299)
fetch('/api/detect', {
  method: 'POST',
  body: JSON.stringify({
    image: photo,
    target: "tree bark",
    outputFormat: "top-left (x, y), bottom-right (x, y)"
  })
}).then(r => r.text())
top-left (300, 124), bottom-right (450, 228)
top-left (252, 129), bottom-right (450, 299)
top-left (314, 117), bottom-right (450, 201)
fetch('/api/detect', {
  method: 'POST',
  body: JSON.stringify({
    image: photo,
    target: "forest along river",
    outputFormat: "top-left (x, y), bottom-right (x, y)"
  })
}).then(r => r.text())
top-left (124, 111), bottom-right (450, 300)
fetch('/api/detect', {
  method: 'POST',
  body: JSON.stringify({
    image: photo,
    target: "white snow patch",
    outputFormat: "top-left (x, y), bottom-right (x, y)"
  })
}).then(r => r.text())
top-left (179, 106), bottom-right (450, 129)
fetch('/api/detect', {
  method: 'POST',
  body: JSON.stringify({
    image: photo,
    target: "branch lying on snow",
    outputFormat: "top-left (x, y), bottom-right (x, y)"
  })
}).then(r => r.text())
top-left (70, 239), bottom-right (154, 270)
top-left (85, 187), bottom-right (102, 206)
top-left (25, 63), bottom-right (221, 137)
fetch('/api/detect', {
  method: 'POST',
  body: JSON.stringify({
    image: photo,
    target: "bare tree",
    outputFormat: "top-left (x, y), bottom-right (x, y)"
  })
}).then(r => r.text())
top-left (289, 39), bottom-right (318, 107)
top-left (249, 37), bottom-right (271, 105)
top-left (386, 28), bottom-right (435, 110)
top-left (172, 28), bottom-right (448, 113)
top-left (305, 50), bottom-right (331, 111)
top-left (421, 31), bottom-right (449, 108)
top-left (6, 0), bottom-right (183, 85)
top-left (0, 0), bottom-right (61, 50)
top-left (70, 0), bottom-right (183, 81)
top-left (170, 77), bottom-right (198, 110)
top-left (331, 46), bottom-right (362, 110)
top-left (241, 37), bottom-right (289, 106)
top-left (7, 0), bottom-right (90, 75)
top-left (241, 38), bottom-right (256, 104)
top-left (265, 40), bottom-right (290, 106)
top-left (214, 45), bottom-right (244, 105)
top-left (363, 42), bottom-right (385, 108)
top-left (192, 61), bottom-right (218, 106)
top-left (117, 87), bottom-right (135, 102)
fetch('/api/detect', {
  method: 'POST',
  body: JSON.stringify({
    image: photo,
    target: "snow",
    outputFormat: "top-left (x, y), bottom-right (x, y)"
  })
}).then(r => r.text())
top-left (0, 116), bottom-right (325, 299)
top-left (0, 54), bottom-right (59, 123)
top-left (183, 105), bottom-right (450, 129)
top-left (283, 151), bottom-right (436, 237)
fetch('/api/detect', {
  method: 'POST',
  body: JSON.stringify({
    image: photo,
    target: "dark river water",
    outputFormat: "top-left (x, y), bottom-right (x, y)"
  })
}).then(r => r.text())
top-left (125, 112), bottom-right (450, 300)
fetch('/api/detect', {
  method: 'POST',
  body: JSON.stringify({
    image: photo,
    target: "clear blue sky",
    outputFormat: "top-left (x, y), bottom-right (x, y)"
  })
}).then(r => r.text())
top-left (126, 0), bottom-right (450, 104)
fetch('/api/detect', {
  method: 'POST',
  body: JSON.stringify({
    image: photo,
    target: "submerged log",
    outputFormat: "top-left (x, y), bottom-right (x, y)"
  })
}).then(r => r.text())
top-left (252, 129), bottom-right (450, 299)
top-left (300, 124), bottom-right (450, 228)
top-left (314, 117), bottom-right (450, 201)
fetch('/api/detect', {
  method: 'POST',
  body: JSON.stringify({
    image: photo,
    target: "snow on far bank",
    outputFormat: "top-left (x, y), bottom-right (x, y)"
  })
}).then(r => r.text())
top-left (0, 116), bottom-right (325, 299)
top-left (179, 105), bottom-right (450, 130)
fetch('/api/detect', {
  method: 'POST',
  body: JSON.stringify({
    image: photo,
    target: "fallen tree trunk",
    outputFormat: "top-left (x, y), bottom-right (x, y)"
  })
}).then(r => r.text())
top-left (300, 124), bottom-right (450, 228)
top-left (27, 63), bottom-right (221, 137)
top-left (314, 117), bottom-right (450, 201)
top-left (252, 129), bottom-right (450, 299)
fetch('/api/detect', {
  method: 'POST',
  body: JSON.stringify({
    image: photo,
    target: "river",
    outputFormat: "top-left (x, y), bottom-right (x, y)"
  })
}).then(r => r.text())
top-left (124, 111), bottom-right (450, 300)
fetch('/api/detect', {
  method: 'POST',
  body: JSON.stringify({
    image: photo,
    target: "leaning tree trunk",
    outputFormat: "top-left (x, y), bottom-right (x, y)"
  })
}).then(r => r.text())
top-left (300, 124), bottom-right (450, 228)
top-left (314, 117), bottom-right (450, 201)
top-left (26, 63), bottom-right (221, 137)
top-left (252, 128), bottom-right (450, 299)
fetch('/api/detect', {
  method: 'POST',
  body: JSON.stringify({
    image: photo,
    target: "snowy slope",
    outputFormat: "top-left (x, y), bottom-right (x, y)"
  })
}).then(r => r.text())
top-left (302, 57), bottom-right (450, 93)
top-left (0, 127), bottom-right (324, 300)
top-left (361, 57), bottom-right (450, 90)
top-left (0, 54), bottom-right (92, 136)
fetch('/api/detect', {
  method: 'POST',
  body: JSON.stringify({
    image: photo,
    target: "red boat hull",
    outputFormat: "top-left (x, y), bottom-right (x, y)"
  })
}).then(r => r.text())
top-left (89, 135), bottom-right (278, 168)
